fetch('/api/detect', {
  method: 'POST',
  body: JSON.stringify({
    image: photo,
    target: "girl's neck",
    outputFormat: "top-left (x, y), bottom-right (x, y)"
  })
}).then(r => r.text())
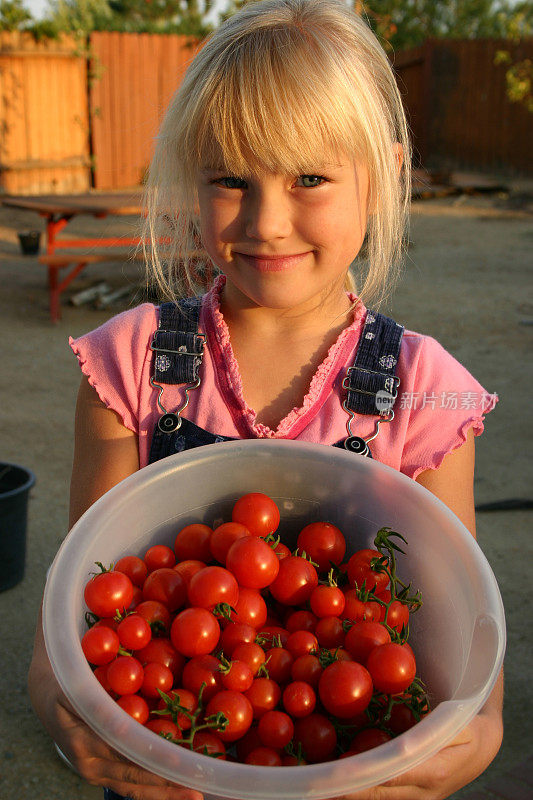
top-left (214, 277), bottom-right (357, 431)
top-left (218, 278), bottom-right (354, 343)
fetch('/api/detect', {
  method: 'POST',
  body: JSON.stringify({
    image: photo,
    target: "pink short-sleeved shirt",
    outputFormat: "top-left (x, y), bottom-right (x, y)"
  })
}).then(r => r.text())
top-left (70, 277), bottom-right (497, 479)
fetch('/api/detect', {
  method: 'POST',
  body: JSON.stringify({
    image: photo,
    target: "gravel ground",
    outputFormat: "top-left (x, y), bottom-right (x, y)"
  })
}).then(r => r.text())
top-left (0, 181), bottom-right (532, 800)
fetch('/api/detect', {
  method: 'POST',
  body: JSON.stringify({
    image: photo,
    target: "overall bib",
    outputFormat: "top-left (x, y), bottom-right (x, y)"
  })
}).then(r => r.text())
top-left (103, 296), bottom-right (403, 800)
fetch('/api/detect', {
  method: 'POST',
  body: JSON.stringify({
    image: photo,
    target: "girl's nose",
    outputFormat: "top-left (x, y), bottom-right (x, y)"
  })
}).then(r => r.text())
top-left (245, 188), bottom-right (292, 241)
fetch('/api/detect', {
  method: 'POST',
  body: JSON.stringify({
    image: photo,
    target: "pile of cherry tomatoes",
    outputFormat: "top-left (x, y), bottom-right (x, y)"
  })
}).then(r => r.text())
top-left (81, 492), bottom-right (429, 765)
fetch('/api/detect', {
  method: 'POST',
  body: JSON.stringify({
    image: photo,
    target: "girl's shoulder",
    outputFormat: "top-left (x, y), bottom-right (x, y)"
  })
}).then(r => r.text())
top-left (69, 303), bottom-right (160, 434)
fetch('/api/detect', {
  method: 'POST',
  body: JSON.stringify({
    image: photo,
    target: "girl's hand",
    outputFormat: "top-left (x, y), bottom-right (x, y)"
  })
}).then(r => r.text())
top-left (339, 688), bottom-right (503, 800)
top-left (53, 697), bottom-right (203, 800)
top-left (28, 608), bottom-right (203, 800)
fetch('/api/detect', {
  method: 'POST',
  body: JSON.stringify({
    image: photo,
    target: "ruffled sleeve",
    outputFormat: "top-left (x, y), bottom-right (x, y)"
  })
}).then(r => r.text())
top-left (399, 334), bottom-right (498, 480)
top-left (69, 304), bottom-right (158, 435)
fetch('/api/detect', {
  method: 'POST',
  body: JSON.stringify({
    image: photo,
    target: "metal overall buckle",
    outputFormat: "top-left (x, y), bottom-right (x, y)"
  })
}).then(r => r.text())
top-left (150, 331), bottom-right (206, 434)
top-left (341, 371), bottom-right (400, 456)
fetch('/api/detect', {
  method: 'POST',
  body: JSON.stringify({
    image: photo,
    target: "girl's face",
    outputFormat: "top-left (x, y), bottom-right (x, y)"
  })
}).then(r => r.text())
top-left (196, 154), bottom-right (369, 315)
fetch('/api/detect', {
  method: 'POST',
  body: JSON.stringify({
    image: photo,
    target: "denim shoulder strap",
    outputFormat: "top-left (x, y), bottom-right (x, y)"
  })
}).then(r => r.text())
top-left (151, 297), bottom-right (205, 386)
top-left (344, 309), bottom-right (404, 416)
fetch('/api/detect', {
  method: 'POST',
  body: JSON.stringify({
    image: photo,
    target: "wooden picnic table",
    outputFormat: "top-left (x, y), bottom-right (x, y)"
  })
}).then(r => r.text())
top-left (2, 191), bottom-right (148, 322)
top-left (2, 191), bottom-right (145, 254)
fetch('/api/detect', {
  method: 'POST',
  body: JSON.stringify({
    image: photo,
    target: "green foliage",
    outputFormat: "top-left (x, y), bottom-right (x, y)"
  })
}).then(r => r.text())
top-left (0, 0), bottom-right (32, 31)
top-left (43, 0), bottom-right (213, 35)
top-left (350, 0), bottom-right (533, 52)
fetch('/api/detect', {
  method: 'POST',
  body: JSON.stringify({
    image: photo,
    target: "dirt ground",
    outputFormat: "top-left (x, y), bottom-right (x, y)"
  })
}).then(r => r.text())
top-left (0, 179), bottom-right (532, 800)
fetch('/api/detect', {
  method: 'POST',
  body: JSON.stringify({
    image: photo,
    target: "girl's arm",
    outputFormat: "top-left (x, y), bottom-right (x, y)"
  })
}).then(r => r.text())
top-left (28, 377), bottom-right (202, 800)
top-left (344, 427), bottom-right (504, 800)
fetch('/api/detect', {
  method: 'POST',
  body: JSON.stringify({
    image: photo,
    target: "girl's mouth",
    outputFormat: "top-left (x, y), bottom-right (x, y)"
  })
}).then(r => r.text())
top-left (235, 251), bottom-right (311, 272)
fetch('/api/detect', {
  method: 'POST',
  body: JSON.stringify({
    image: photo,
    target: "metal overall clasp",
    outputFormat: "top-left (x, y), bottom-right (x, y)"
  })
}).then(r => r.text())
top-left (150, 330), bottom-right (206, 434)
top-left (341, 371), bottom-right (399, 456)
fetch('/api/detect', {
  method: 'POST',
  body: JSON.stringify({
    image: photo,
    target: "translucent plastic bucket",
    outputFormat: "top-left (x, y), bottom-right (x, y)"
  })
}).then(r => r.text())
top-left (43, 440), bottom-right (505, 799)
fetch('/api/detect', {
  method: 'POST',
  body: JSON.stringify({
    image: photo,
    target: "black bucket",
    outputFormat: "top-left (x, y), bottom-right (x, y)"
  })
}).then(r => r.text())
top-left (0, 463), bottom-right (36, 591)
top-left (17, 230), bottom-right (41, 255)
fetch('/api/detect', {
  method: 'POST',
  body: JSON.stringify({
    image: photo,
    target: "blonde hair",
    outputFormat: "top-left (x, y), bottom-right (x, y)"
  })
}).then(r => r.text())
top-left (143, 0), bottom-right (411, 306)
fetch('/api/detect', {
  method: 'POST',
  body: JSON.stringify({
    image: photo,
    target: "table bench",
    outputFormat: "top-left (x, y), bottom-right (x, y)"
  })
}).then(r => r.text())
top-left (39, 250), bottom-right (209, 323)
top-left (39, 252), bottom-right (145, 323)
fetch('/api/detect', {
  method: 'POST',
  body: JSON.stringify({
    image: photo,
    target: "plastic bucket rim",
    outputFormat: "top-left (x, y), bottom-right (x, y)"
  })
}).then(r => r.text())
top-left (0, 461), bottom-right (36, 499)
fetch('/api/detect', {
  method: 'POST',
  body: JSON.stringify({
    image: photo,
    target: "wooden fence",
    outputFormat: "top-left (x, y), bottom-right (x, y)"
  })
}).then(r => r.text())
top-left (0, 32), bottom-right (90, 194)
top-left (394, 38), bottom-right (533, 174)
top-left (0, 31), bottom-right (531, 195)
top-left (89, 32), bottom-right (201, 189)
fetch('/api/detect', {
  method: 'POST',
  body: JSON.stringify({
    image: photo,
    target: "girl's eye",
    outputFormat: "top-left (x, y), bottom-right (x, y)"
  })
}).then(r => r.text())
top-left (297, 175), bottom-right (326, 188)
top-left (215, 176), bottom-right (247, 189)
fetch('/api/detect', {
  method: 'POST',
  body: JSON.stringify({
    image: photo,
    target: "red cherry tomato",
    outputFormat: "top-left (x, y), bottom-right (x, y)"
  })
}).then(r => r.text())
top-left (134, 600), bottom-right (172, 636)
top-left (107, 656), bottom-right (144, 696)
top-left (269, 555), bottom-right (318, 606)
top-left (135, 637), bottom-right (185, 679)
top-left (314, 615), bottom-right (345, 649)
top-left (231, 492), bottom-right (280, 537)
top-left (143, 568), bottom-right (187, 612)
top-left (244, 677), bottom-right (281, 719)
top-left (84, 570), bottom-right (134, 618)
top-left (206, 690), bottom-right (254, 742)
top-left (285, 609), bottom-right (317, 633)
top-left (245, 747), bottom-right (282, 766)
top-left (174, 523), bottom-right (213, 563)
top-left (156, 687), bottom-right (198, 730)
top-left (293, 713), bottom-right (337, 763)
top-left (170, 607), bottom-right (220, 657)
top-left (285, 630), bottom-right (319, 659)
top-left (117, 614), bottom-right (152, 651)
top-left (366, 642), bottom-right (417, 695)
top-left (342, 589), bottom-right (366, 622)
top-left (347, 548), bottom-right (389, 593)
top-left (93, 664), bottom-right (114, 694)
top-left (383, 600), bottom-right (410, 632)
top-left (173, 559), bottom-right (206, 585)
top-left (344, 620), bottom-right (391, 664)
top-left (282, 680), bottom-right (316, 718)
top-left (310, 584), bottom-right (346, 618)
top-left (264, 645), bottom-right (293, 684)
top-left (257, 710), bottom-right (294, 749)
top-left (220, 659), bottom-right (254, 692)
top-left (231, 588), bottom-right (267, 629)
top-left (116, 693), bottom-right (150, 724)
top-left (218, 622), bottom-right (256, 656)
top-left (226, 536), bottom-right (280, 589)
top-left (182, 654), bottom-right (223, 703)
top-left (114, 555), bottom-right (148, 588)
top-left (318, 660), bottom-right (373, 719)
top-left (145, 718), bottom-right (181, 739)
top-left (191, 730), bottom-right (226, 758)
top-left (187, 566), bottom-right (239, 610)
top-left (81, 625), bottom-right (120, 666)
top-left (349, 727), bottom-right (392, 754)
top-left (144, 544), bottom-right (176, 572)
top-left (140, 661), bottom-right (174, 698)
top-left (296, 522), bottom-right (346, 573)
top-left (232, 642), bottom-right (266, 676)
top-left (210, 521), bottom-right (251, 564)
top-left (291, 654), bottom-right (323, 688)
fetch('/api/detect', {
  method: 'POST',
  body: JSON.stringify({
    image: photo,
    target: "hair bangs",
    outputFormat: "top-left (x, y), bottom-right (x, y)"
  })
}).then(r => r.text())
top-left (188, 27), bottom-right (363, 178)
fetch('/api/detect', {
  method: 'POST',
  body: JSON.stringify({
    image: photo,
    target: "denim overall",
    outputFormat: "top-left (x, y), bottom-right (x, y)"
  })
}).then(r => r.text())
top-left (103, 297), bottom-right (403, 800)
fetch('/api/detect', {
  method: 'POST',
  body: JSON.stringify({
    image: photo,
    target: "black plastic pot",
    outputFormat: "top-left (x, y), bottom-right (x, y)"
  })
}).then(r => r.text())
top-left (17, 230), bottom-right (41, 255)
top-left (0, 462), bottom-right (36, 591)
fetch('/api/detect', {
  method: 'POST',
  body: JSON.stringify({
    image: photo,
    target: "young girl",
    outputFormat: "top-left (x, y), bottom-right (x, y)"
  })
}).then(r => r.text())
top-left (28, 1), bottom-right (503, 798)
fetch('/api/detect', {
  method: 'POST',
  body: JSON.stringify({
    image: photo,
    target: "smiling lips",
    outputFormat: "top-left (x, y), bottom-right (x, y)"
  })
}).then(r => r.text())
top-left (235, 251), bottom-right (311, 272)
